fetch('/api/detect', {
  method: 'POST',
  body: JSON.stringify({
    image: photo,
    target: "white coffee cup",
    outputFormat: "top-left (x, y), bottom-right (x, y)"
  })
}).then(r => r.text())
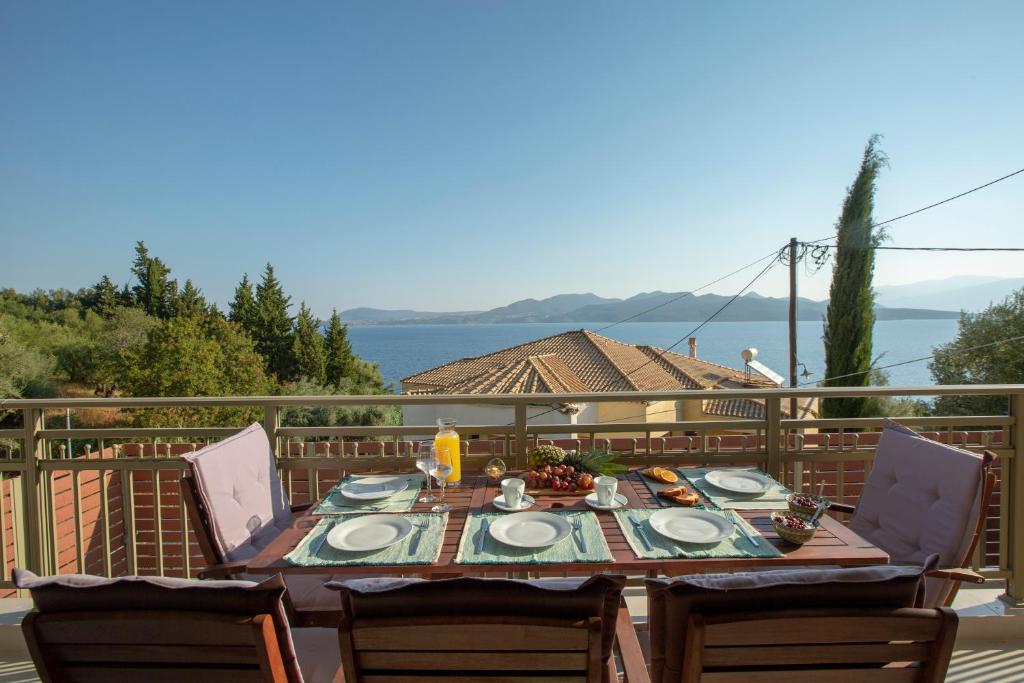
top-left (595, 476), bottom-right (618, 507)
top-left (501, 478), bottom-right (526, 509)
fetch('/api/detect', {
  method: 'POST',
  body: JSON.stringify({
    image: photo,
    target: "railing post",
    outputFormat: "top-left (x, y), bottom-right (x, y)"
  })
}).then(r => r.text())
top-left (514, 401), bottom-right (528, 470)
top-left (766, 399), bottom-right (782, 480)
top-left (264, 405), bottom-right (280, 458)
top-left (20, 408), bottom-right (45, 575)
top-left (1004, 392), bottom-right (1024, 606)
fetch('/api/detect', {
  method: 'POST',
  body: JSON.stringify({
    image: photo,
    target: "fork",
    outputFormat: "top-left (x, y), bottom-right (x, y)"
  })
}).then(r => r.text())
top-left (408, 521), bottom-right (429, 555)
top-left (571, 515), bottom-right (587, 553)
top-left (311, 518), bottom-right (339, 557)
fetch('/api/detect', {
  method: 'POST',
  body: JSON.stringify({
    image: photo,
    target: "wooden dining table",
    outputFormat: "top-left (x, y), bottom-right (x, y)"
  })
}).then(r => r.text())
top-left (247, 471), bottom-right (889, 578)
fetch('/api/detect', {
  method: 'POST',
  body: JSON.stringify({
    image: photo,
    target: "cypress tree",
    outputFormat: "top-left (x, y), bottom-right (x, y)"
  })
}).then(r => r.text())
top-left (93, 275), bottom-right (119, 319)
top-left (229, 273), bottom-right (258, 334)
top-left (254, 263), bottom-right (294, 379)
top-left (292, 302), bottom-right (326, 383)
top-left (822, 136), bottom-right (888, 418)
top-left (324, 309), bottom-right (354, 386)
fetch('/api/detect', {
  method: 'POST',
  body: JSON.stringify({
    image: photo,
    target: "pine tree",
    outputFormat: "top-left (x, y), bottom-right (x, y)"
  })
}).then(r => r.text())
top-left (175, 279), bottom-right (207, 318)
top-left (93, 275), bottom-right (119, 319)
top-left (292, 302), bottom-right (326, 383)
top-left (324, 309), bottom-right (354, 387)
top-left (130, 241), bottom-right (174, 319)
top-left (822, 136), bottom-right (888, 419)
top-left (254, 263), bottom-right (294, 379)
top-left (229, 274), bottom-right (258, 334)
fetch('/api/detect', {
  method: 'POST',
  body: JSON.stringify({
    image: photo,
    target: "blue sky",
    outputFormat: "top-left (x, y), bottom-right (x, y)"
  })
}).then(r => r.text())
top-left (2, 1), bottom-right (1021, 316)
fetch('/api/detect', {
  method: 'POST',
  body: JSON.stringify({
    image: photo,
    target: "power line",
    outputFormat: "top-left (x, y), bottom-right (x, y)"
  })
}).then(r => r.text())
top-left (811, 245), bottom-right (1024, 252)
top-left (806, 166), bottom-right (1024, 245)
top-left (595, 248), bottom-right (782, 332)
top-left (803, 332), bottom-right (1024, 387)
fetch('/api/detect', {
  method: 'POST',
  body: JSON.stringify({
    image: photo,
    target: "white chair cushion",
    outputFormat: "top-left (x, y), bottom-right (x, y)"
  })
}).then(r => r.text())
top-left (849, 420), bottom-right (985, 605)
top-left (183, 423), bottom-right (294, 562)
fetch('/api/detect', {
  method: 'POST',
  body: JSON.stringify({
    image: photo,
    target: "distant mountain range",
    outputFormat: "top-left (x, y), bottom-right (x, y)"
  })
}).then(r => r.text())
top-left (342, 290), bottom-right (961, 325)
top-left (876, 276), bottom-right (1024, 312)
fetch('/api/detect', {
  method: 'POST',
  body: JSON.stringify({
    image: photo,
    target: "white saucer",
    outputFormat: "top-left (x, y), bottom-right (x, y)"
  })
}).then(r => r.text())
top-left (493, 494), bottom-right (536, 512)
top-left (584, 492), bottom-right (628, 511)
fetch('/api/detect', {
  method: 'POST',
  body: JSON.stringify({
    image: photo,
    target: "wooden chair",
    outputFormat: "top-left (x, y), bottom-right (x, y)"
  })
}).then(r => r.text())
top-left (23, 608), bottom-right (294, 683)
top-left (13, 569), bottom-right (323, 683)
top-left (680, 606), bottom-right (958, 683)
top-left (179, 424), bottom-right (341, 627)
top-left (330, 575), bottom-right (650, 683)
top-left (826, 420), bottom-right (997, 606)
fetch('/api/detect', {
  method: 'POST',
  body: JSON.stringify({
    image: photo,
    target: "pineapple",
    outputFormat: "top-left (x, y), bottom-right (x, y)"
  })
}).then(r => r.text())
top-left (529, 444), bottom-right (566, 468)
top-left (564, 447), bottom-right (626, 476)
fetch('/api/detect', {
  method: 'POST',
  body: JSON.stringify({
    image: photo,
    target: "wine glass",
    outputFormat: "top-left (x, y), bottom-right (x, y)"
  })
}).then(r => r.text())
top-left (416, 442), bottom-right (437, 503)
top-left (431, 445), bottom-right (453, 513)
top-left (484, 458), bottom-right (507, 484)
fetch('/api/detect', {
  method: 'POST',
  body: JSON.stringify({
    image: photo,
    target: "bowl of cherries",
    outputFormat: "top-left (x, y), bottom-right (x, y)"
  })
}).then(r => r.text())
top-left (524, 465), bottom-right (595, 493)
top-left (770, 511), bottom-right (820, 545)
top-left (787, 493), bottom-right (830, 517)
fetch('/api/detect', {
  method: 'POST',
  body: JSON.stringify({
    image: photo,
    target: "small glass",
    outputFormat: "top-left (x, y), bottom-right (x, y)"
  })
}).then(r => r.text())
top-left (415, 442), bottom-right (438, 503)
top-left (484, 458), bottom-right (507, 484)
top-left (430, 444), bottom-right (453, 513)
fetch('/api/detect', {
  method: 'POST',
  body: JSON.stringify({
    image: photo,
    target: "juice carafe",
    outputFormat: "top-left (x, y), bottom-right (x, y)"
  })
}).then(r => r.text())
top-left (434, 418), bottom-right (461, 487)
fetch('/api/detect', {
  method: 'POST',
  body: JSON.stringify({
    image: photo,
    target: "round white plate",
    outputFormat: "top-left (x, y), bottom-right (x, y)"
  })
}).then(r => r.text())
top-left (493, 494), bottom-right (536, 512)
top-left (584, 492), bottom-right (628, 511)
top-left (649, 508), bottom-right (734, 545)
top-left (339, 476), bottom-right (409, 501)
top-left (326, 514), bottom-right (413, 552)
top-left (704, 469), bottom-right (772, 495)
top-left (488, 511), bottom-right (571, 548)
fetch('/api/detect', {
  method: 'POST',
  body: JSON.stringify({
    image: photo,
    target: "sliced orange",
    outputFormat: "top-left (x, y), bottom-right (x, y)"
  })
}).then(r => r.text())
top-left (649, 467), bottom-right (679, 484)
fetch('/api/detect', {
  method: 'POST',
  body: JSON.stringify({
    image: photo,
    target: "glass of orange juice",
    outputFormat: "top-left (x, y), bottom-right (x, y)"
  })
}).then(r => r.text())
top-left (434, 418), bottom-right (461, 487)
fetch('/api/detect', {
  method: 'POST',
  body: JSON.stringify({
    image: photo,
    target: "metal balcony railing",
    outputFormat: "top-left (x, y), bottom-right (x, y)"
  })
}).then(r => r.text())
top-left (0, 384), bottom-right (1022, 604)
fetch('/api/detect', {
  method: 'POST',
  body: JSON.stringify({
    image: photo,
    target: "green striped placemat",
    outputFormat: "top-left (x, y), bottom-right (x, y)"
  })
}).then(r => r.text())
top-left (613, 508), bottom-right (781, 559)
top-left (456, 511), bottom-right (613, 565)
top-left (285, 512), bottom-right (446, 567)
top-left (680, 467), bottom-right (791, 510)
top-left (313, 473), bottom-right (424, 514)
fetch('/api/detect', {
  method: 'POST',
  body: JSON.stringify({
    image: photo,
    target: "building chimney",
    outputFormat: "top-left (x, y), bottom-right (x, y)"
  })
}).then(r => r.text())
top-left (688, 337), bottom-right (697, 359)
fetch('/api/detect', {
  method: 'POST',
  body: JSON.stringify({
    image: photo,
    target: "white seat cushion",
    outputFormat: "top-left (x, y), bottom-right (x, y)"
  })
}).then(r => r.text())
top-left (183, 423), bottom-right (294, 562)
top-left (849, 420), bottom-right (986, 606)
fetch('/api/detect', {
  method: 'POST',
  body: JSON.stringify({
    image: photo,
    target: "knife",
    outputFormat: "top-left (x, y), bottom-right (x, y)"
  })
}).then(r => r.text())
top-left (476, 518), bottom-right (490, 554)
top-left (408, 522), bottom-right (425, 555)
top-left (628, 515), bottom-right (653, 551)
top-left (733, 513), bottom-right (759, 547)
top-left (311, 519), bottom-right (337, 557)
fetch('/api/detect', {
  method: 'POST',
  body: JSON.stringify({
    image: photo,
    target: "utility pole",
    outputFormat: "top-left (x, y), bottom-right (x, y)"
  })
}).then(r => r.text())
top-left (788, 237), bottom-right (798, 421)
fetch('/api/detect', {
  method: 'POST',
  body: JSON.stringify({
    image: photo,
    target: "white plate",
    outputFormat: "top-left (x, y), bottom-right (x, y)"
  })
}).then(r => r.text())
top-left (584, 492), bottom-right (628, 511)
top-left (488, 511), bottom-right (571, 548)
top-left (704, 469), bottom-right (772, 496)
top-left (339, 476), bottom-right (409, 501)
top-left (649, 508), bottom-right (734, 545)
top-left (493, 494), bottom-right (536, 512)
top-left (326, 514), bottom-right (413, 552)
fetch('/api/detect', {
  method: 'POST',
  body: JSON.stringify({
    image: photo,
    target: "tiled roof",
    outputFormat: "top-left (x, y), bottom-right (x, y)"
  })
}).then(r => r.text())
top-left (402, 328), bottom-right (777, 397)
top-left (702, 398), bottom-right (792, 420)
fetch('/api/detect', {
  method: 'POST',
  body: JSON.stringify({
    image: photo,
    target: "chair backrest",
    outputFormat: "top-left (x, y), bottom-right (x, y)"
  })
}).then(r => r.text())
top-left (680, 606), bottom-right (957, 683)
top-left (644, 562), bottom-right (934, 683)
top-left (849, 420), bottom-right (995, 606)
top-left (181, 470), bottom-right (228, 567)
top-left (14, 569), bottom-right (304, 683)
top-left (182, 423), bottom-right (294, 563)
top-left (329, 575), bottom-right (626, 683)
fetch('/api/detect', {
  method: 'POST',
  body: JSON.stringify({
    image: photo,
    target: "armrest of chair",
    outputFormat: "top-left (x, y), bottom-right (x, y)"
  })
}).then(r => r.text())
top-left (196, 560), bottom-right (250, 580)
top-left (613, 599), bottom-right (651, 683)
top-left (927, 567), bottom-right (986, 585)
top-left (828, 501), bottom-right (856, 515)
top-left (290, 501), bottom-right (314, 513)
